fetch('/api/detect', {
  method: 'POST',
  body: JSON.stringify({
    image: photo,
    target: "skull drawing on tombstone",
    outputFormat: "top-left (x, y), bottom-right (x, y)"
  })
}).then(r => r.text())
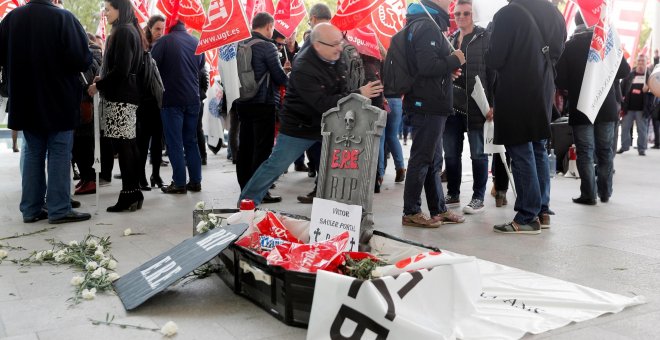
top-left (344, 110), bottom-right (356, 131)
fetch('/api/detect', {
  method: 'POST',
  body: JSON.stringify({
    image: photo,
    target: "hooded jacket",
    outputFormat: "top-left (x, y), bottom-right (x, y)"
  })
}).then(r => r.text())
top-left (555, 26), bottom-right (630, 125)
top-left (402, 0), bottom-right (462, 116)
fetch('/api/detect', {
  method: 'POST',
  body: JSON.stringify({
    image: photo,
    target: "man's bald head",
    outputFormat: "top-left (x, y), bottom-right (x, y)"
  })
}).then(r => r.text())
top-left (310, 23), bottom-right (345, 62)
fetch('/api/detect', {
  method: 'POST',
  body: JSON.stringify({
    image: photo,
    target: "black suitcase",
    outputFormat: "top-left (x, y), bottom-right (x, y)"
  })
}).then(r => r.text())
top-left (550, 118), bottom-right (573, 174)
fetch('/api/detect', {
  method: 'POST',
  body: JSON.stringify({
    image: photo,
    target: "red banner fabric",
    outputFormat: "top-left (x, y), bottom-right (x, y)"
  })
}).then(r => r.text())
top-left (205, 49), bottom-right (219, 86)
top-left (331, 0), bottom-right (385, 31)
top-left (345, 24), bottom-right (381, 60)
top-left (369, 0), bottom-right (406, 50)
top-left (274, 0), bottom-right (306, 39)
top-left (131, 0), bottom-right (150, 25)
top-left (96, 9), bottom-right (108, 43)
top-left (195, 0), bottom-right (251, 55)
top-left (1, 0), bottom-right (17, 20)
top-left (245, 0), bottom-right (275, 25)
top-left (158, 0), bottom-right (206, 32)
top-left (576, 0), bottom-right (604, 27)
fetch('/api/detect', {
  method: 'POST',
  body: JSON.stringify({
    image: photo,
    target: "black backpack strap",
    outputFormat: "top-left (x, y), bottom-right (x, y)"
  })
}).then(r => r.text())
top-left (510, 2), bottom-right (556, 78)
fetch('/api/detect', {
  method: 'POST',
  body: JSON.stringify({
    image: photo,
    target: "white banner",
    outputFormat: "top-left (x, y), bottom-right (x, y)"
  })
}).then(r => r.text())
top-left (218, 43), bottom-right (240, 109)
top-left (483, 121), bottom-right (506, 154)
top-left (307, 254), bottom-right (482, 340)
top-left (577, 2), bottom-right (624, 123)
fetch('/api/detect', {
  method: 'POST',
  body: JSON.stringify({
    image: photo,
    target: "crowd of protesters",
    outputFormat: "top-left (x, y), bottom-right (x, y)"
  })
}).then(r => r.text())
top-left (1, 0), bottom-right (658, 235)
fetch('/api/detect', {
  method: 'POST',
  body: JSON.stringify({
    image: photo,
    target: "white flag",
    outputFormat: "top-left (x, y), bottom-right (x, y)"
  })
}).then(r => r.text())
top-left (218, 43), bottom-right (241, 109)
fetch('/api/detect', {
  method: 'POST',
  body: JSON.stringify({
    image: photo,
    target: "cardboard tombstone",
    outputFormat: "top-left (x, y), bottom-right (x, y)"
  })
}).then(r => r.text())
top-left (316, 93), bottom-right (386, 248)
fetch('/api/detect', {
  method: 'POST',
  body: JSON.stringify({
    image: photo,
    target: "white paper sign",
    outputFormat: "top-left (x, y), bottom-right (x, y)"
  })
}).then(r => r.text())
top-left (471, 75), bottom-right (490, 118)
top-left (309, 197), bottom-right (362, 251)
top-left (483, 121), bottom-right (506, 154)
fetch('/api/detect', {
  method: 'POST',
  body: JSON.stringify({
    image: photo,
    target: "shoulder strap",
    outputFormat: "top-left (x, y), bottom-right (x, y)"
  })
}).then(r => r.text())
top-left (510, 2), bottom-right (555, 76)
top-left (417, 5), bottom-right (456, 52)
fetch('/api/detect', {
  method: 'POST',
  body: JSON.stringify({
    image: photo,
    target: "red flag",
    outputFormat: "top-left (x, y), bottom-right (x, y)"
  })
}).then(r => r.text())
top-left (245, 0), bottom-right (274, 25)
top-left (158, 0), bottom-right (206, 32)
top-left (448, 0), bottom-right (458, 36)
top-left (576, 0), bottom-right (603, 27)
top-left (96, 9), bottom-right (108, 43)
top-left (274, 0), bottom-right (290, 20)
top-left (274, 0), bottom-right (306, 39)
top-left (195, 0), bottom-right (251, 55)
top-left (563, 0), bottom-right (578, 26)
top-left (345, 25), bottom-right (381, 60)
top-left (332, 0), bottom-right (386, 31)
top-left (1, 0), bottom-right (18, 20)
top-left (205, 49), bottom-right (219, 87)
top-left (131, 0), bottom-right (150, 25)
top-left (369, 0), bottom-right (406, 50)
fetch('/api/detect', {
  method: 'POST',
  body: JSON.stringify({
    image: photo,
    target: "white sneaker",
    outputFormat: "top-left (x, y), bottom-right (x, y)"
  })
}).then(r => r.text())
top-left (463, 199), bottom-right (485, 214)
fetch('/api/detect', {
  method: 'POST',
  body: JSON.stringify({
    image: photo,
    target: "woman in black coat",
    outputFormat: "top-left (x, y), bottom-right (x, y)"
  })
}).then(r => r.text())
top-left (89, 0), bottom-right (148, 212)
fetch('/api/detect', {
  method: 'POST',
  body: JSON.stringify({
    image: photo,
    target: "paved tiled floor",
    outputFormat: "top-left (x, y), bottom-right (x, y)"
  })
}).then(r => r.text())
top-left (0, 139), bottom-right (658, 339)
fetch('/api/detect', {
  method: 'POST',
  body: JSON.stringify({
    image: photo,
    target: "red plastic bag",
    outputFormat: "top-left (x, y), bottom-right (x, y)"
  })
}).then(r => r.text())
top-left (267, 232), bottom-right (349, 273)
top-left (256, 211), bottom-right (302, 243)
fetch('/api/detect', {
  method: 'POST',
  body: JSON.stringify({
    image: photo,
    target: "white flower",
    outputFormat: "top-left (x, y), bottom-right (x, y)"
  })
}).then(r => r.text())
top-left (86, 239), bottom-right (98, 249)
top-left (91, 267), bottom-right (107, 279)
top-left (107, 259), bottom-right (117, 270)
top-left (54, 250), bottom-right (67, 263)
top-left (196, 221), bottom-right (209, 234)
top-left (94, 249), bottom-right (105, 260)
top-left (107, 273), bottom-right (120, 282)
top-left (0, 249), bottom-right (8, 259)
top-left (34, 251), bottom-right (44, 261)
top-left (68, 240), bottom-right (79, 247)
top-left (70, 276), bottom-right (84, 286)
top-left (85, 261), bottom-right (98, 271)
top-left (160, 321), bottom-right (178, 337)
top-left (208, 213), bottom-right (219, 225)
top-left (81, 288), bottom-right (96, 300)
top-left (123, 228), bottom-right (132, 236)
top-left (195, 201), bottom-right (205, 210)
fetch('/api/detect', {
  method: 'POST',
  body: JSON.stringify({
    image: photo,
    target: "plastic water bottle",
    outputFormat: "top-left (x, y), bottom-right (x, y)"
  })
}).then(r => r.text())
top-left (548, 149), bottom-right (557, 178)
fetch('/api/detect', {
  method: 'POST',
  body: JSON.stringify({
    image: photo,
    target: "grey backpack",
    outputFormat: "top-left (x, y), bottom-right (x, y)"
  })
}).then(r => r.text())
top-left (237, 39), bottom-right (269, 101)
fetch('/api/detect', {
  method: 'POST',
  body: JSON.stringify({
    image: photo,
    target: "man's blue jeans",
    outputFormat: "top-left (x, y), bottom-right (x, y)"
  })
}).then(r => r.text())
top-left (240, 133), bottom-right (318, 205)
top-left (505, 139), bottom-right (550, 224)
top-left (403, 114), bottom-right (447, 216)
top-left (443, 115), bottom-right (488, 200)
top-left (378, 97), bottom-right (405, 177)
top-left (620, 110), bottom-right (648, 152)
top-left (20, 130), bottom-right (73, 220)
top-left (572, 122), bottom-right (615, 200)
top-left (161, 105), bottom-right (201, 186)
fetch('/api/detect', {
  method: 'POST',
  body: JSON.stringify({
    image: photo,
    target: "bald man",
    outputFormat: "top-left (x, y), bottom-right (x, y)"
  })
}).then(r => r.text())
top-left (239, 23), bottom-right (383, 206)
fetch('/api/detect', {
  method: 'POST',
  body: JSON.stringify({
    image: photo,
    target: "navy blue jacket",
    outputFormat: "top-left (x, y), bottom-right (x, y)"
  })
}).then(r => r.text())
top-left (151, 22), bottom-right (205, 107)
top-left (240, 31), bottom-right (288, 106)
top-left (0, 0), bottom-right (92, 132)
top-left (402, 1), bottom-right (461, 116)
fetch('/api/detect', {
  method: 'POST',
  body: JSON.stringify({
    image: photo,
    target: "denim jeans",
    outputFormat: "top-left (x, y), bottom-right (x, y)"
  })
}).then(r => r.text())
top-left (240, 133), bottom-right (318, 205)
top-left (161, 105), bottom-right (201, 186)
top-left (443, 114), bottom-right (488, 200)
top-left (572, 122), bottom-right (615, 200)
top-left (20, 130), bottom-right (73, 220)
top-left (403, 114), bottom-right (447, 216)
top-left (505, 139), bottom-right (550, 224)
top-left (378, 98), bottom-right (405, 177)
top-left (620, 110), bottom-right (648, 152)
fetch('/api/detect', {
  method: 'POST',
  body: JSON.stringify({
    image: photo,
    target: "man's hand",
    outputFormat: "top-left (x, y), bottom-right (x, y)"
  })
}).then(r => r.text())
top-left (93, 76), bottom-right (101, 83)
top-left (359, 80), bottom-right (384, 98)
top-left (486, 107), bottom-right (493, 121)
top-left (87, 83), bottom-right (97, 97)
top-left (452, 50), bottom-right (466, 65)
top-left (283, 60), bottom-right (292, 73)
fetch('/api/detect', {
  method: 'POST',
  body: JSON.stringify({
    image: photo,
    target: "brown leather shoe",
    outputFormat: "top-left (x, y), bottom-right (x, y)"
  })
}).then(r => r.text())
top-left (297, 190), bottom-right (315, 204)
top-left (395, 168), bottom-right (406, 183)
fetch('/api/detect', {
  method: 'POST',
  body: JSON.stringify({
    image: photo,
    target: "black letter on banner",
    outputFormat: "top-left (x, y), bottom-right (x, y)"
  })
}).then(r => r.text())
top-left (371, 279), bottom-right (396, 321)
top-left (348, 279), bottom-right (365, 299)
top-left (330, 305), bottom-right (389, 340)
top-left (396, 271), bottom-right (423, 299)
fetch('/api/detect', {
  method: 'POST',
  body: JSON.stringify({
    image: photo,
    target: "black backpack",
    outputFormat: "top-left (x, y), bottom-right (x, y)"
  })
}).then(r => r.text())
top-left (342, 43), bottom-right (365, 92)
top-left (383, 18), bottom-right (429, 96)
top-left (140, 51), bottom-right (165, 108)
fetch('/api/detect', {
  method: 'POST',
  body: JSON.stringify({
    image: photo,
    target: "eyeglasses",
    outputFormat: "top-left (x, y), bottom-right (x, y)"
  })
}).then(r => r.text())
top-left (453, 11), bottom-right (472, 17)
top-left (317, 40), bottom-right (345, 48)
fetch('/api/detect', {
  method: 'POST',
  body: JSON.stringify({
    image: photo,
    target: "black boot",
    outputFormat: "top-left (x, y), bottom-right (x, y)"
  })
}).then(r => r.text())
top-left (139, 177), bottom-right (151, 191)
top-left (107, 190), bottom-right (140, 212)
top-left (150, 174), bottom-right (164, 188)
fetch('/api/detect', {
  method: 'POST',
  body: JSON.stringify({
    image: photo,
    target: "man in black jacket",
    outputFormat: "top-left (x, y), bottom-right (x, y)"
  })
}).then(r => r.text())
top-left (556, 14), bottom-right (630, 205)
top-left (443, 0), bottom-right (495, 215)
top-left (234, 13), bottom-right (289, 203)
top-left (619, 54), bottom-right (652, 155)
top-left (239, 23), bottom-right (383, 205)
top-left (401, 0), bottom-right (466, 228)
top-left (486, 0), bottom-right (565, 234)
top-left (1, 0), bottom-right (92, 224)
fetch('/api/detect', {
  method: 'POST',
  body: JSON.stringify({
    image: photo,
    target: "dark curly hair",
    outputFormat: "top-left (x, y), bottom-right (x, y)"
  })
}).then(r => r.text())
top-left (145, 15), bottom-right (166, 45)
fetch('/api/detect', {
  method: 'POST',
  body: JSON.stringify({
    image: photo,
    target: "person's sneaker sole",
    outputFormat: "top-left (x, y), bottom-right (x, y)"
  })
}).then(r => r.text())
top-left (463, 206), bottom-right (484, 214)
top-left (493, 228), bottom-right (541, 235)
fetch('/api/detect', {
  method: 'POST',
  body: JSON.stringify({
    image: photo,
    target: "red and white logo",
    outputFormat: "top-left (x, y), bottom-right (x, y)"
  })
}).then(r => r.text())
top-left (0, 0), bottom-right (18, 20)
top-left (205, 49), bottom-right (219, 86)
top-left (331, 0), bottom-right (386, 31)
top-left (157, 0), bottom-right (206, 32)
top-left (245, 0), bottom-right (275, 25)
top-left (345, 25), bottom-right (381, 59)
top-left (131, 0), bottom-right (150, 25)
top-left (369, 0), bottom-right (406, 50)
top-left (195, 0), bottom-right (251, 54)
top-left (274, 0), bottom-right (306, 39)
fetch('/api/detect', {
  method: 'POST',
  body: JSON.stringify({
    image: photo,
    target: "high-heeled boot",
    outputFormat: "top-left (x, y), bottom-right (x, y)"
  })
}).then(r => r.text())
top-left (107, 190), bottom-right (140, 212)
top-left (139, 176), bottom-right (151, 191)
top-left (136, 190), bottom-right (144, 210)
top-left (150, 174), bottom-right (164, 188)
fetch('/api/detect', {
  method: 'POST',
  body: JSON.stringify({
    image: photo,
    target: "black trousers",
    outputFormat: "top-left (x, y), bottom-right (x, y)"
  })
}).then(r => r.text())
top-left (72, 130), bottom-right (95, 182)
top-left (492, 152), bottom-right (511, 192)
top-left (100, 136), bottom-right (114, 182)
top-left (197, 104), bottom-right (207, 160)
top-left (136, 101), bottom-right (163, 182)
top-left (111, 138), bottom-right (140, 191)
top-left (235, 103), bottom-right (275, 190)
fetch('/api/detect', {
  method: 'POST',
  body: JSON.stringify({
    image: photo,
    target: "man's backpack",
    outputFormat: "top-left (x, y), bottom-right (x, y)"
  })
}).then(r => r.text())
top-left (141, 51), bottom-right (165, 108)
top-left (342, 43), bottom-right (365, 92)
top-left (237, 39), bottom-right (269, 101)
top-left (383, 19), bottom-right (427, 96)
